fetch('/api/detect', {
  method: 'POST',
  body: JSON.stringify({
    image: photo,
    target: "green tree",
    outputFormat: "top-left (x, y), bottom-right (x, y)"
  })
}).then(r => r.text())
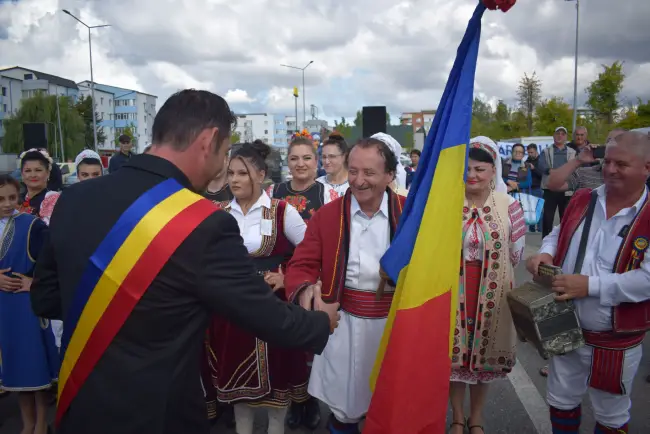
top-left (517, 72), bottom-right (542, 135)
top-left (586, 61), bottom-right (625, 125)
top-left (333, 117), bottom-right (353, 139)
top-left (534, 97), bottom-right (574, 135)
top-left (2, 93), bottom-right (85, 158)
top-left (470, 97), bottom-right (493, 137)
top-left (115, 123), bottom-right (137, 146)
top-left (616, 99), bottom-right (650, 131)
top-left (75, 95), bottom-right (108, 147)
top-left (231, 131), bottom-right (241, 144)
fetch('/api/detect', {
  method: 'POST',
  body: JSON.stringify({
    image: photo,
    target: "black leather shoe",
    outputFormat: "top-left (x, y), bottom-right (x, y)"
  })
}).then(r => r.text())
top-left (303, 396), bottom-right (321, 430)
top-left (286, 401), bottom-right (303, 429)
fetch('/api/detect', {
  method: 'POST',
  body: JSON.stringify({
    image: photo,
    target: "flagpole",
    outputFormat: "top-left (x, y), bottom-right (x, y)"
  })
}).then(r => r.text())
top-left (571, 0), bottom-right (580, 136)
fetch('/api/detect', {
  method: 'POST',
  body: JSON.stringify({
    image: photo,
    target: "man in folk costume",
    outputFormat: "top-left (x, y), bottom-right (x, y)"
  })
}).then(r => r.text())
top-left (285, 138), bottom-right (406, 434)
top-left (527, 131), bottom-right (650, 434)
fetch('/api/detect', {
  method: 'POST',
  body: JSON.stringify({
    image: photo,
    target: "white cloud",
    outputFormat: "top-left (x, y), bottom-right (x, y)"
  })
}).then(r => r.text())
top-left (224, 89), bottom-right (255, 104)
top-left (1, 0), bottom-right (649, 125)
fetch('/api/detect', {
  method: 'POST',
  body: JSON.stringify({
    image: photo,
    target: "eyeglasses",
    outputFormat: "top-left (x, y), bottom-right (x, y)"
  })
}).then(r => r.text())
top-left (322, 154), bottom-right (342, 161)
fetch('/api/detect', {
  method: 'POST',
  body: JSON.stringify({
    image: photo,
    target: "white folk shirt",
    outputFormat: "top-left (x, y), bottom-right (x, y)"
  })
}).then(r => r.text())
top-left (344, 192), bottom-right (390, 290)
top-left (228, 191), bottom-right (306, 252)
top-left (316, 175), bottom-right (350, 204)
top-left (309, 192), bottom-right (390, 424)
top-left (540, 185), bottom-right (650, 331)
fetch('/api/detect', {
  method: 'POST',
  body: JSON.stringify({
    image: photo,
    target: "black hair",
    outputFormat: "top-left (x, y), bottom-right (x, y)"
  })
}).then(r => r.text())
top-left (20, 150), bottom-right (51, 170)
top-left (118, 134), bottom-right (131, 144)
top-left (152, 89), bottom-right (237, 152)
top-left (347, 138), bottom-right (398, 174)
top-left (527, 143), bottom-right (538, 150)
top-left (288, 137), bottom-right (316, 156)
top-left (512, 143), bottom-right (525, 154)
top-left (78, 158), bottom-right (103, 169)
top-left (468, 148), bottom-right (495, 165)
top-left (323, 133), bottom-right (349, 156)
top-left (410, 149), bottom-right (421, 157)
top-left (230, 139), bottom-right (271, 174)
top-left (0, 174), bottom-right (21, 192)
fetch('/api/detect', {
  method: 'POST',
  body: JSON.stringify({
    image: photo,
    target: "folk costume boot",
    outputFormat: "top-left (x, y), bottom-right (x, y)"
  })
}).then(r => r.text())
top-left (303, 396), bottom-right (321, 429)
top-left (594, 422), bottom-right (629, 433)
top-left (285, 401), bottom-right (303, 429)
top-left (327, 414), bottom-right (359, 434)
top-left (550, 405), bottom-right (581, 433)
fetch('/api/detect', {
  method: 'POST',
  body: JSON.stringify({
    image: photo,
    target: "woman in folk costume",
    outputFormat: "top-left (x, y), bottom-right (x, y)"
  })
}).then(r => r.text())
top-left (267, 137), bottom-right (326, 429)
top-left (316, 134), bottom-right (350, 201)
top-left (18, 149), bottom-right (60, 226)
top-left (74, 149), bottom-right (104, 181)
top-left (0, 175), bottom-right (59, 434)
top-left (371, 132), bottom-right (409, 195)
top-left (17, 149), bottom-right (63, 354)
top-left (449, 136), bottom-right (526, 434)
top-left (207, 141), bottom-right (309, 434)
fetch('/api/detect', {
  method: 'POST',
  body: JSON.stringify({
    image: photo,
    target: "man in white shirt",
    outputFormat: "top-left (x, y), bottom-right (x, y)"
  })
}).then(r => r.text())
top-left (285, 138), bottom-right (406, 434)
top-left (526, 131), bottom-right (650, 434)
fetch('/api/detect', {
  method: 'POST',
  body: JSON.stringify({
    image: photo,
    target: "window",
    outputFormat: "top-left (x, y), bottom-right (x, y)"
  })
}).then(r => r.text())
top-left (2, 104), bottom-right (6, 113)
top-left (101, 97), bottom-right (104, 104)
top-left (263, 138), bottom-right (269, 144)
top-left (264, 130), bottom-right (268, 134)
top-left (1, 87), bottom-right (6, 96)
top-left (24, 73), bottom-right (33, 80)
top-left (144, 102), bottom-right (146, 109)
top-left (109, 99), bottom-right (112, 106)
top-left (264, 121), bottom-right (268, 125)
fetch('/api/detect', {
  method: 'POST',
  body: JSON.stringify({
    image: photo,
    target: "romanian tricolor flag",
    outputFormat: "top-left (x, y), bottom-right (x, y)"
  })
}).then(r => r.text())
top-left (365, 1), bottom-right (515, 433)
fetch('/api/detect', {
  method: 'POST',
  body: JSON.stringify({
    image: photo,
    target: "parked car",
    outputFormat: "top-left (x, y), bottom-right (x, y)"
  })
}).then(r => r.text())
top-left (58, 163), bottom-right (76, 185)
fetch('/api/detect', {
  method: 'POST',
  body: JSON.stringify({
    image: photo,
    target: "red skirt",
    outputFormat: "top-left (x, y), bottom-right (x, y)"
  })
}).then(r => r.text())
top-left (208, 295), bottom-right (310, 407)
top-left (463, 261), bottom-right (482, 370)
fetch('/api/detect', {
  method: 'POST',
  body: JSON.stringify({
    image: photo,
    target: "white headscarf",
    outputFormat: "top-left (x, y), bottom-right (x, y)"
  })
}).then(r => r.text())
top-left (74, 149), bottom-right (102, 171)
top-left (469, 136), bottom-right (507, 193)
top-left (371, 132), bottom-right (406, 190)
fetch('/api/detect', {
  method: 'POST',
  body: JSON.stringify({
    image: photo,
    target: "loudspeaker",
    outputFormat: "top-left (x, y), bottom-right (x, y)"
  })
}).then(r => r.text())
top-left (362, 106), bottom-right (387, 138)
top-left (23, 123), bottom-right (48, 151)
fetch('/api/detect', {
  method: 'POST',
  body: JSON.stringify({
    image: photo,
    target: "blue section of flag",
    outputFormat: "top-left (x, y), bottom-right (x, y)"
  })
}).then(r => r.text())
top-left (379, 2), bottom-right (486, 283)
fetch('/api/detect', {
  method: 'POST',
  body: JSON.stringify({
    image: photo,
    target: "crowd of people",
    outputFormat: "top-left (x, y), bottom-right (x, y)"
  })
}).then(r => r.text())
top-left (0, 89), bottom-right (647, 434)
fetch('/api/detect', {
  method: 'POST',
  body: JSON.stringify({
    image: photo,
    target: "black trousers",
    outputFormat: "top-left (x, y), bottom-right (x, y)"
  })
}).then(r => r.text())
top-left (542, 190), bottom-right (569, 238)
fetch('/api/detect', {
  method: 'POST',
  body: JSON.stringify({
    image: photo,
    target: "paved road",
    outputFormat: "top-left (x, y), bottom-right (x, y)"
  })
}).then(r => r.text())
top-left (1, 233), bottom-right (649, 433)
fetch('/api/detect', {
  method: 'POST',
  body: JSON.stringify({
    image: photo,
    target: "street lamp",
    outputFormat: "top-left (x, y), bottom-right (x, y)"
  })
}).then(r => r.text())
top-left (62, 9), bottom-right (110, 151)
top-left (281, 61), bottom-right (313, 128)
top-left (567, 0), bottom-right (580, 136)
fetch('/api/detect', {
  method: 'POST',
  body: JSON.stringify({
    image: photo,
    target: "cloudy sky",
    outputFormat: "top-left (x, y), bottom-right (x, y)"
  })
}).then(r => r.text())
top-left (1, 0), bottom-right (649, 123)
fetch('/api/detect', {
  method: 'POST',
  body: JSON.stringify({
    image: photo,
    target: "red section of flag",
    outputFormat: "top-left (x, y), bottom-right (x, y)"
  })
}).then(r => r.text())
top-left (56, 200), bottom-right (215, 426)
top-left (482, 0), bottom-right (516, 13)
top-left (364, 292), bottom-right (453, 434)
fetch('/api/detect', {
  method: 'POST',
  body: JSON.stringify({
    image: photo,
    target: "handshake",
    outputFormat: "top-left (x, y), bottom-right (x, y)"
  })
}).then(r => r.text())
top-left (299, 281), bottom-right (341, 334)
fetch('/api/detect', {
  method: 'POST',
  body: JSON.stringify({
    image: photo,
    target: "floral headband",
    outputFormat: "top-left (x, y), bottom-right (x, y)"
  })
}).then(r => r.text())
top-left (292, 128), bottom-right (313, 140)
top-left (470, 141), bottom-right (498, 162)
top-left (19, 148), bottom-right (54, 168)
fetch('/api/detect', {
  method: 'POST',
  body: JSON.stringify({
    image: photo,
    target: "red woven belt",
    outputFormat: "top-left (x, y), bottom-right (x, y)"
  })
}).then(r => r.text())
top-left (340, 287), bottom-right (393, 319)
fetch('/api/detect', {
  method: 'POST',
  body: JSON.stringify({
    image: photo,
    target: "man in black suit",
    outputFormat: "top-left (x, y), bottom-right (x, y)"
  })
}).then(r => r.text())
top-left (30, 90), bottom-right (339, 434)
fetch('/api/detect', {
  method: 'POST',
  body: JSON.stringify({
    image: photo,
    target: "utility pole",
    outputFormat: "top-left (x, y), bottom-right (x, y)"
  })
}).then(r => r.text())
top-left (293, 87), bottom-right (299, 134)
top-left (571, 0), bottom-right (580, 136)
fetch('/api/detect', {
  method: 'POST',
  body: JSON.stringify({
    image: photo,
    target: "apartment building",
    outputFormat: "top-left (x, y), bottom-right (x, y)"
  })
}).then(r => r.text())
top-left (0, 66), bottom-right (79, 148)
top-left (78, 81), bottom-right (157, 154)
top-left (234, 113), bottom-right (288, 148)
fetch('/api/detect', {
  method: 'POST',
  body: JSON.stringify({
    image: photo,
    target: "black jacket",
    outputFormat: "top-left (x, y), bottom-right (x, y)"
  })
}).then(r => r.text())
top-left (31, 154), bottom-right (330, 434)
top-left (48, 162), bottom-right (63, 191)
top-left (108, 151), bottom-right (132, 173)
top-left (526, 156), bottom-right (543, 189)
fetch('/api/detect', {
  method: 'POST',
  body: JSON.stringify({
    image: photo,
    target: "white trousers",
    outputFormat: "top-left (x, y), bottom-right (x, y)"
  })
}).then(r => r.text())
top-left (547, 344), bottom-right (642, 428)
top-left (233, 403), bottom-right (287, 434)
top-left (308, 311), bottom-right (386, 424)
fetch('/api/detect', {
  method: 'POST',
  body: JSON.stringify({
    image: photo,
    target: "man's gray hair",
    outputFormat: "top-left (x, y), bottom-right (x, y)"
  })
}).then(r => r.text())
top-left (575, 126), bottom-right (588, 134)
top-left (611, 131), bottom-right (650, 159)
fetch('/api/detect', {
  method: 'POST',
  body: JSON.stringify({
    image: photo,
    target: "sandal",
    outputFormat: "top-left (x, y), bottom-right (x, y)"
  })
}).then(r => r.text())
top-left (448, 420), bottom-right (466, 433)
top-left (467, 419), bottom-right (485, 434)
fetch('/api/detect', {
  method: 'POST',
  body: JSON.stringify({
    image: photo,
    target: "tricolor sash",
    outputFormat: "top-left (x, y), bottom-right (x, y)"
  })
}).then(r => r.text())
top-left (56, 179), bottom-right (216, 425)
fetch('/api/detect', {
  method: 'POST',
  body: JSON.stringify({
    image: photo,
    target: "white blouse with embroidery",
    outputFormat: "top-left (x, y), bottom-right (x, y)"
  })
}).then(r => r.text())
top-left (463, 194), bottom-right (526, 266)
top-left (227, 191), bottom-right (306, 253)
top-left (316, 175), bottom-right (349, 204)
